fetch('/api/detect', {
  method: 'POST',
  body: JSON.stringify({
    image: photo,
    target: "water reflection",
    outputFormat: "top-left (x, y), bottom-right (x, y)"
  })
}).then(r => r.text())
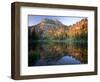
top-left (28, 41), bottom-right (87, 66)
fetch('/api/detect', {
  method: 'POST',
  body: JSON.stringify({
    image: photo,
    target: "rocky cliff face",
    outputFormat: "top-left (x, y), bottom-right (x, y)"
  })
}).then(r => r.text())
top-left (67, 19), bottom-right (88, 38)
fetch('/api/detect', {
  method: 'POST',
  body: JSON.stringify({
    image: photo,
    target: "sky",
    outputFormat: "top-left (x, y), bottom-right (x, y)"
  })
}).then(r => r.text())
top-left (28, 15), bottom-right (86, 26)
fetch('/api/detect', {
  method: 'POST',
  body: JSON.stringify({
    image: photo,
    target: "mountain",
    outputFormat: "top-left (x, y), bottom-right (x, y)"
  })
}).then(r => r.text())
top-left (28, 18), bottom-right (67, 39)
top-left (35, 18), bottom-right (64, 31)
top-left (39, 18), bottom-right (63, 26)
top-left (28, 18), bottom-right (88, 40)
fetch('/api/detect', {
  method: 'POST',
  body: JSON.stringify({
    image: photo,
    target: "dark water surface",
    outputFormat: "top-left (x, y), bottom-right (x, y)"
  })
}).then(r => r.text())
top-left (28, 41), bottom-right (87, 66)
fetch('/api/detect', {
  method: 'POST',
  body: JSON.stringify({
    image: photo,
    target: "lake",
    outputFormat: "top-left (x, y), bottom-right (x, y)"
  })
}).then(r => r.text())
top-left (28, 41), bottom-right (87, 66)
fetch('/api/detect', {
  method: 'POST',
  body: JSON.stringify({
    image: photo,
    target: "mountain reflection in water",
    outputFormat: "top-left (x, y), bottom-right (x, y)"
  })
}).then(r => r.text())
top-left (28, 41), bottom-right (87, 66)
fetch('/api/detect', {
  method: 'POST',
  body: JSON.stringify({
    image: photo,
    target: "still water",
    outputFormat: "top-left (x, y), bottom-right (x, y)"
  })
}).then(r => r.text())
top-left (28, 41), bottom-right (87, 66)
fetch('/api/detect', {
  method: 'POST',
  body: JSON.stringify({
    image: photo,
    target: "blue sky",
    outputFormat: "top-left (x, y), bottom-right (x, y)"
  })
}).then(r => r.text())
top-left (28, 15), bottom-right (86, 26)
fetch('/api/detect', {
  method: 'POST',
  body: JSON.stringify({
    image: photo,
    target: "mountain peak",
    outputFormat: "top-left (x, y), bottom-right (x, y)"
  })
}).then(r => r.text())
top-left (40, 18), bottom-right (63, 26)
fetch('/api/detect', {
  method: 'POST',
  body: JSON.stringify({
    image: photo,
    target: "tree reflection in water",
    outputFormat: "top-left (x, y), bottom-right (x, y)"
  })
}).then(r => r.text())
top-left (28, 41), bottom-right (87, 66)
